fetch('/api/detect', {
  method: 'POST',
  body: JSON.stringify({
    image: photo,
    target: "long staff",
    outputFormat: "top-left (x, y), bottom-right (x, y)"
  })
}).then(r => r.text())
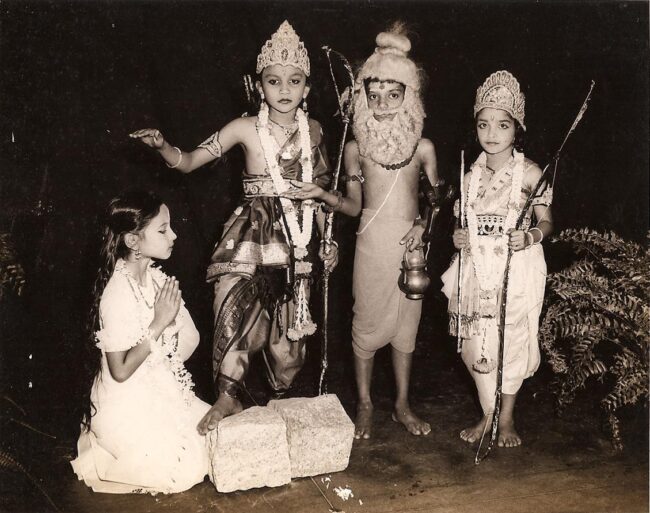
top-left (457, 151), bottom-right (465, 353)
top-left (475, 81), bottom-right (596, 464)
top-left (318, 46), bottom-right (355, 395)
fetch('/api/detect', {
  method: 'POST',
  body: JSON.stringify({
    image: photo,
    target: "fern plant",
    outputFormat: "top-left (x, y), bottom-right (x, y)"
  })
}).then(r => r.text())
top-left (0, 231), bottom-right (25, 300)
top-left (539, 228), bottom-right (649, 450)
top-left (0, 232), bottom-right (59, 510)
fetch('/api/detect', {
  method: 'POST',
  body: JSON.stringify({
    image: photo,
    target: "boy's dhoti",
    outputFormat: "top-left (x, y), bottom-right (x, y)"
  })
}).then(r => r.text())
top-left (352, 209), bottom-right (422, 359)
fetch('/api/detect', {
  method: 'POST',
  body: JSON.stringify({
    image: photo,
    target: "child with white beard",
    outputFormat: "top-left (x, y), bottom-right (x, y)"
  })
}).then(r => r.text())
top-left (284, 22), bottom-right (439, 440)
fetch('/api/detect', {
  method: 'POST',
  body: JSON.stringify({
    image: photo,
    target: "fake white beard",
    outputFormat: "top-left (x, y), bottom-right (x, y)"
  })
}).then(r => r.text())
top-left (352, 89), bottom-right (425, 166)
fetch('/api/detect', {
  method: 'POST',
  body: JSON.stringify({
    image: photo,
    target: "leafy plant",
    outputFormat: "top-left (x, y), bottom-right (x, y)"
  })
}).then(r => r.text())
top-left (0, 231), bottom-right (25, 300)
top-left (1, 449), bottom-right (60, 512)
top-left (539, 228), bottom-right (649, 450)
top-left (0, 232), bottom-right (59, 510)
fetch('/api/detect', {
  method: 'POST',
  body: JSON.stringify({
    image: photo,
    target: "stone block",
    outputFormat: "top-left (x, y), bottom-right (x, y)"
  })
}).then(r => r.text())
top-left (206, 406), bottom-right (291, 493)
top-left (268, 394), bottom-right (354, 478)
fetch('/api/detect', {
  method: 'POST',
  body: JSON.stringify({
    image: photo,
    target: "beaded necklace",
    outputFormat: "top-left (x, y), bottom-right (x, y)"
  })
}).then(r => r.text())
top-left (376, 143), bottom-right (418, 171)
top-left (124, 267), bottom-right (159, 309)
top-left (269, 118), bottom-right (298, 138)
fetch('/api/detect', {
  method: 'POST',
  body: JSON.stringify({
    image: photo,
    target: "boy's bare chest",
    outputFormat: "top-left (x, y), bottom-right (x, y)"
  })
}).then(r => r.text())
top-left (242, 129), bottom-right (299, 176)
top-left (360, 158), bottom-right (420, 191)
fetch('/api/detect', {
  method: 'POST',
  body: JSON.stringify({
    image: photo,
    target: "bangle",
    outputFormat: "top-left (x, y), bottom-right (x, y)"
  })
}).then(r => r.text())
top-left (525, 231), bottom-right (534, 248)
top-left (529, 226), bottom-right (544, 244)
top-left (141, 329), bottom-right (159, 352)
top-left (166, 146), bottom-right (183, 169)
top-left (322, 190), bottom-right (343, 213)
top-left (320, 239), bottom-right (339, 248)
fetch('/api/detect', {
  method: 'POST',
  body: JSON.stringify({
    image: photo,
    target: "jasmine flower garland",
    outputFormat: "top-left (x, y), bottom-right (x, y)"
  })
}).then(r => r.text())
top-left (256, 103), bottom-right (317, 340)
top-left (466, 150), bottom-right (524, 298)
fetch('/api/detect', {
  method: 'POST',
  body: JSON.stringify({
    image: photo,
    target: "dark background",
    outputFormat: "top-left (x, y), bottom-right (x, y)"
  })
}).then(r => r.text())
top-left (0, 0), bottom-right (648, 437)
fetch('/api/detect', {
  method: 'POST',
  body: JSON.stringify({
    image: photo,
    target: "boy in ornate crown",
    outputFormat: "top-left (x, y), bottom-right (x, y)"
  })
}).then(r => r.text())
top-left (131, 21), bottom-right (336, 433)
top-left (441, 71), bottom-right (553, 447)
top-left (286, 23), bottom-right (437, 439)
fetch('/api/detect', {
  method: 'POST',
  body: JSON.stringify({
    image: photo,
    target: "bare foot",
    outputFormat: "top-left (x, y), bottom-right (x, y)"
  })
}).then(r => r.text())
top-left (197, 393), bottom-right (243, 435)
top-left (392, 405), bottom-right (431, 436)
top-left (497, 418), bottom-right (522, 448)
top-left (354, 401), bottom-right (373, 440)
top-left (460, 414), bottom-right (492, 444)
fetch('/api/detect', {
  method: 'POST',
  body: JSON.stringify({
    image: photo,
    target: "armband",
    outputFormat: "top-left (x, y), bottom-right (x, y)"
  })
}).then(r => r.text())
top-left (198, 131), bottom-right (223, 158)
top-left (340, 174), bottom-right (365, 184)
top-left (531, 185), bottom-right (553, 207)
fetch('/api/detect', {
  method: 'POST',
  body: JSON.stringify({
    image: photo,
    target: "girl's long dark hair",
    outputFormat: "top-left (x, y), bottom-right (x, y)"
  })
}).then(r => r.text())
top-left (80, 190), bottom-right (163, 431)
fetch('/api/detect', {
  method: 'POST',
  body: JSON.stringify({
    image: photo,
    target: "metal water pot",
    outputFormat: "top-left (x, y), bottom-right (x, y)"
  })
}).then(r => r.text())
top-left (398, 249), bottom-right (430, 300)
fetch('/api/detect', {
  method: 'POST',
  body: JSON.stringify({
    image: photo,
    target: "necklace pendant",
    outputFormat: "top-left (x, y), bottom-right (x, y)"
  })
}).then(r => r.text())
top-left (281, 145), bottom-right (295, 160)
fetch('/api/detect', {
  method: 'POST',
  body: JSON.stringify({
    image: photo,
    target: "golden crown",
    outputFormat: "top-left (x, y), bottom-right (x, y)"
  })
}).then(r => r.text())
top-left (256, 21), bottom-right (310, 77)
top-left (474, 70), bottom-right (526, 129)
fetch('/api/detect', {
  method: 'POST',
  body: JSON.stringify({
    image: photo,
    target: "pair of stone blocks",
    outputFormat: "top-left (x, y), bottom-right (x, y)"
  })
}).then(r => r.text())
top-left (206, 394), bottom-right (354, 493)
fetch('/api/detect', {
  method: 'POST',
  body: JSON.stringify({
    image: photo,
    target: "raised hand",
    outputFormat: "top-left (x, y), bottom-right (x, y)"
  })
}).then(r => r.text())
top-left (152, 277), bottom-right (182, 330)
top-left (129, 128), bottom-right (165, 149)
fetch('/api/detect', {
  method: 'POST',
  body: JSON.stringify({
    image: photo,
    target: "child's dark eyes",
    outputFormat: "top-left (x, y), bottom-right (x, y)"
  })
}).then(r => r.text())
top-left (499, 123), bottom-right (511, 129)
top-left (389, 92), bottom-right (400, 100)
top-left (368, 94), bottom-right (378, 101)
top-left (477, 122), bottom-right (487, 129)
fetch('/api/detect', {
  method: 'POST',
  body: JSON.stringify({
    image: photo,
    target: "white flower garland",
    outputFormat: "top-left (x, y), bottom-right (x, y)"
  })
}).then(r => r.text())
top-left (256, 103), bottom-right (317, 340)
top-left (148, 330), bottom-right (196, 406)
top-left (465, 150), bottom-right (524, 295)
top-left (116, 261), bottom-right (196, 405)
top-left (257, 104), bottom-right (315, 260)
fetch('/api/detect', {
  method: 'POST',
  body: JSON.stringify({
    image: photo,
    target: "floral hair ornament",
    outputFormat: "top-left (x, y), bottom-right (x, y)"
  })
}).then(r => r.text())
top-left (474, 70), bottom-right (526, 130)
top-left (256, 20), bottom-right (310, 77)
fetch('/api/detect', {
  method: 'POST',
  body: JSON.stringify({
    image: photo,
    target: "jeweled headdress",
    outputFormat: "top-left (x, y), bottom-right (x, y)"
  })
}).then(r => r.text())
top-left (256, 20), bottom-right (310, 77)
top-left (474, 70), bottom-right (526, 130)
